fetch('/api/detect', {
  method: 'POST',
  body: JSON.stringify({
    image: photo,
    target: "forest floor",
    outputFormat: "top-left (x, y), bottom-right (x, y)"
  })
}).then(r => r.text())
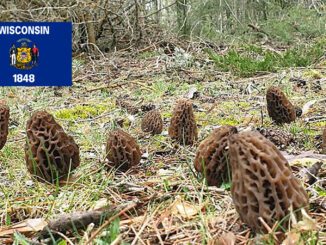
top-left (0, 42), bottom-right (325, 244)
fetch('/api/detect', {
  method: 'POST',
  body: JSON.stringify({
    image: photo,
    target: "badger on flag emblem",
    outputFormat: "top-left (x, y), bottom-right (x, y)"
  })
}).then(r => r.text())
top-left (10, 38), bottom-right (39, 70)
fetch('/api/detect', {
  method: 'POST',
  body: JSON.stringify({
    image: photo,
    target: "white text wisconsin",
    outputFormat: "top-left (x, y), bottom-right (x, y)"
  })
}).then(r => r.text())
top-left (0, 26), bottom-right (50, 35)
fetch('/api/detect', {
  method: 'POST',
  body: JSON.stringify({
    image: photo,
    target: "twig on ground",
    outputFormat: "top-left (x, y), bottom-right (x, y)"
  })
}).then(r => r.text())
top-left (86, 202), bottom-right (137, 244)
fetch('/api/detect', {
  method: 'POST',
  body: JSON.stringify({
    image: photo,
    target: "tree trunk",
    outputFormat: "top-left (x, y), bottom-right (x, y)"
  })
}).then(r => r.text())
top-left (176, 0), bottom-right (189, 36)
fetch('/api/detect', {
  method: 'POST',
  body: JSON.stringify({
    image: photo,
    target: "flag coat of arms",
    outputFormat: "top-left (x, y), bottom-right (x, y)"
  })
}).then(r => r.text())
top-left (17, 47), bottom-right (32, 64)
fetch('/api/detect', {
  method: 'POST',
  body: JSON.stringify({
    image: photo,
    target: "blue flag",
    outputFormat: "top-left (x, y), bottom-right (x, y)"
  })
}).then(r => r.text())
top-left (0, 22), bottom-right (72, 86)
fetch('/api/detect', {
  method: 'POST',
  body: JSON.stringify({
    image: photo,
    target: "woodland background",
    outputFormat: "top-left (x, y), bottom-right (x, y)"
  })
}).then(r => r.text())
top-left (1, 0), bottom-right (325, 52)
top-left (0, 1), bottom-right (325, 244)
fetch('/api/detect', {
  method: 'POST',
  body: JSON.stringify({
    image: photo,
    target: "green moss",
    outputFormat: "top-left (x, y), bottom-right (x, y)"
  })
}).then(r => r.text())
top-left (237, 101), bottom-right (251, 109)
top-left (55, 104), bottom-right (107, 120)
top-left (215, 117), bottom-right (239, 126)
top-left (153, 134), bottom-right (167, 142)
top-left (312, 121), bottom-right (326, 127)
top-left (162, 111), bottom-right (172, 118)
top-left (219, 101), bottom-right (236, 110)
top-left (317, 188), bottom-right (326, 197)
top-left (303, 69), bottom-right (323, 79)
top-left (78, 138), bottom-right (93, 150)
top-left (145, 170), bottom-right (153, 176)
top-left (197, 110), bottom-right (240, 127)
top-left (150, 135), bottom-right (168, 149)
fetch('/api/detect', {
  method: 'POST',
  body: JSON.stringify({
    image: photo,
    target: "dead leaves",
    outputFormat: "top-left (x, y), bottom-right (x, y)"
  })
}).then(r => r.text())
top-left (158, 195), bottom-right (205, 226)
top-left (302, 100), bottom-right (317, 116)
top-left (214, 232), bottom-right (236, 245)
top-left (291, 209), bottom-right (317, 232)
top-left (170, 195), bottom-right (204, 219)
top-left (282, 209), bottom-right (318, 245)
top-left (0, 203), bottom-right (136, 244)
top-left (154, 195), bottom-right (207, 240)
top-left (302, 98), bottom-right (326, 116)
top-left (283, 150), bottom-right (326, 163)
top-left (286, 153), bottom-right (325, 185)
top-left (282, 232), bottom-right (302, 245)
top-left (0, 218), bottom-right (47, 237)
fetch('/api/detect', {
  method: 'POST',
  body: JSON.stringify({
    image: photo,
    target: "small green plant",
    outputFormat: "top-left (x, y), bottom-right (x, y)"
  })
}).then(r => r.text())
top-left (95, 218), bottom-right (121, 244)
top-left (163, 179), bottom-right (171, 192)
top-left (13, 232), bottom-right (30, 245)
top-left (205, 48), bottom-right (279, 77)
top-left (206, 38), bottom-right (326, 77)
top-left (220, 182), bottom-right (231, 190)
top-left (262, 6), bottom-right (326, 44)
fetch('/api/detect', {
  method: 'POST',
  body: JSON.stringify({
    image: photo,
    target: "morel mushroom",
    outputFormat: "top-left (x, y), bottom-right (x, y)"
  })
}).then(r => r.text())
top-left (0, 103), bottom-right (9, 150)
top-left (168, 99), bottom-right (198, 145)
top-left (25, 111), bottom-right (80, 184)
top-left (116, 99), bottom-right (139, 114)
top-left (229, 131), bottom-right (308, 233)
top-left (194, 125), bottom-right (237, 186)
top-left (256, 127), bottom-right (293, 150)
top-left (141, 104), bottom-right (156, 112)
top-left (266, 86), bottom-right (296, 124)
top-left (106, 129), bottom-right (141, 171)
top-left (322, 127), bottom-right (326, 154)
top-left (141, 110), bottom-right (163, 135)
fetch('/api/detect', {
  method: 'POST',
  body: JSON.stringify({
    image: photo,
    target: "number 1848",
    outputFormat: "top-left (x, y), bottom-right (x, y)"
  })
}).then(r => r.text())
top-left (13, 74), bottom-right (35, 83)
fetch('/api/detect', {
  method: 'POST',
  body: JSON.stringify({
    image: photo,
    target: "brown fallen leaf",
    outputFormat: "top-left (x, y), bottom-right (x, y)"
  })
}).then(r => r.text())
top-left (282, 208), bottom-right (317, 245)
top-left (215, 232), bottom-right (236, 245)
top-left (0, 218), bottom-right (47, 237)
top-left (282, 151), bottom-right (326, 163)
top-left (301, 100), bottom-right (317, 116)
top-left (170, 195), bottom-right (203, 219)
top-left (91, 198), bottom-right (109, 210)
top-left (7, 92), bottom-right (16, 98)
top-left (282, 232), bottom-right (302, 245)
top-left (302, 98), bottom-right (326, 116)
top-left (292, 208), bottom-right (317, 231)
top-left (290, 157), bottom-right (325, 167)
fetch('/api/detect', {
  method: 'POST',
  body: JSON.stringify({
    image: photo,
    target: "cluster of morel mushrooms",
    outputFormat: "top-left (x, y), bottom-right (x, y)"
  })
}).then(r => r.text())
top-left (0, 86), bottom-right (325, 234)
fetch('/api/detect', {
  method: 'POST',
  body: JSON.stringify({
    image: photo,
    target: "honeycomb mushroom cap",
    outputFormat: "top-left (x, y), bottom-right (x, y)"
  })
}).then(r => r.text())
top-left (256, 127), bottom-right (293, 150)
top-left (0, 103), bottom-right (9, 150)
top-left (141, 104), bottom-right (156, 112)
top-left (322, 127), bottom-right (326, 154)
top-left (106, 129), bottom-right (141, 171)
top-left (229, 131), bottom-right (308, 233)
top-left (194, 125), bottom-right (237, 186)
top-left (116, 99), bottom-right (139, 114)
top-left (25, 111), bottom-right (80, 184)
top-left (266, 86), bottom-right (296, 124)
top-left (141, 110), bottom-right (163, 135)
top-left (168, 99), bottom-right (198, 145)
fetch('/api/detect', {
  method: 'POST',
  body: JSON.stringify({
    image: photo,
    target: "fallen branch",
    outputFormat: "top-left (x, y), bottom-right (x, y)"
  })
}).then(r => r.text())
top-left (304, 116), bottom-right (326, 123)
top-left (38, 202), bottom-right (136, 239)
top-left (86, 202), bottom-right (137, 244)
